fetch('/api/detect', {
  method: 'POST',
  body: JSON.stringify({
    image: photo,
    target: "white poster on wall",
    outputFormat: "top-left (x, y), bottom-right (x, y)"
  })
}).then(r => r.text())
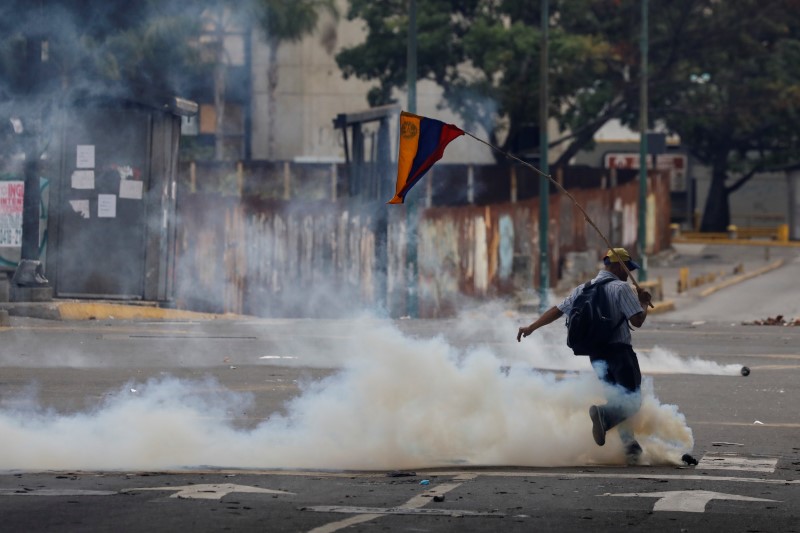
top-left (71, 170), bottom-right (95, 190)
top-left (69, 199), bottom-right (90, 219)
top-left (119, 179), bottom-right (143, 200)
top-left (97, 194), bottom-right (117, 218)
top-left (0, 181), bottom-right (24, 247)
top-left (76, 145), bottom-right (95, 169)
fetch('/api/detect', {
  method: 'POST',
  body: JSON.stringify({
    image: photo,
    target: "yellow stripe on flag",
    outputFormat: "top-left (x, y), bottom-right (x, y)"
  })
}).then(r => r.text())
top-left (389, 111), bottom-right (421, 204)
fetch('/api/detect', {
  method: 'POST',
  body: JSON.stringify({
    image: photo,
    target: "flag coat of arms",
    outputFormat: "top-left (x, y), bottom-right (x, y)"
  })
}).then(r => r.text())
top-left (388, 111), bottom-right (464, 204)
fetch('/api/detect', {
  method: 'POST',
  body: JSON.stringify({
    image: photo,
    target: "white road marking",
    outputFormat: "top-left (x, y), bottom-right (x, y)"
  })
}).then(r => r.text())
top-left (0, 489), bottom-right (116, 497)
top-left (126, 468), bottom-right (800, 486)
top-left (303, 506), bottom-right (501, 517)
top-left (307, 477), bottom-right (475, 533)
top-left (694, 421), bottom-right (800, 428)
top-left (127, 483), bottom-right (294, 500)
top-left (419, 471), bottom-right (798, 485)
top-left (697, 453), bottom-right (778, 473)
top-left (605, 489), bottom-right (778, 513)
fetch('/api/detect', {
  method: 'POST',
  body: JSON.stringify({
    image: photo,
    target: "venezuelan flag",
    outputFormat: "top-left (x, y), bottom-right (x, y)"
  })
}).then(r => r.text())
top-left (388, 111), bottom-right (465, 204)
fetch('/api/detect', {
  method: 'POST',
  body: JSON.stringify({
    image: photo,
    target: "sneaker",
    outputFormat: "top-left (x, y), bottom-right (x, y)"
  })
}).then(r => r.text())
top-left (625, 441), bottom-right (643, 465)
top-left (589, 405), bottom-right (606, 446)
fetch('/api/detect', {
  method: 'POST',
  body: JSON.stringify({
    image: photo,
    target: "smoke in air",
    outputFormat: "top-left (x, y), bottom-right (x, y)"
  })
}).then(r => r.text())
top-left (0, 316), bottom-right (703, 471)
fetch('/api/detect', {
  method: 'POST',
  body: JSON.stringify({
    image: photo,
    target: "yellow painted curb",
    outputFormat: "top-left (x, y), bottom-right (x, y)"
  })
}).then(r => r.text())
top-left (649, 299), bottom-right (675, 314)
top-left (672, 237), bottom-right (800, 248)
top-left (699, 259), bottom-right (785, 298)
top-left (56, 302), bottom-right (235, 321)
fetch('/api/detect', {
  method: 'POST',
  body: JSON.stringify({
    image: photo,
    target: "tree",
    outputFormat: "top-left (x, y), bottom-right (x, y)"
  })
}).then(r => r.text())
top-left (651, 0), bottom-right (800, 231)
top-left (334, 0), bottom-right (682, 166)
top-left (252, 0), bottom-right (339, 158)
top-left (337, 0), bottom-right (800, 231)
top-left (0, 1), bottom-right (205, 286)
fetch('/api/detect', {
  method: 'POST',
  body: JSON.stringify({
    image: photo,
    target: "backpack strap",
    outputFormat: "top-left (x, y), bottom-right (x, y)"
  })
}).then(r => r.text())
top-left (589, 276), bottom-right (626, 333)
top-left (588, 277), bottom-right (616, 288)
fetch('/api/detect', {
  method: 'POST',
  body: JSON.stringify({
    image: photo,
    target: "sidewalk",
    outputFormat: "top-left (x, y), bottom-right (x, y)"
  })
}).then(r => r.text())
top-left (1, 242), bottom-right (796, 323)
top-left (0, 299), bottom-right (237, 322)
top-left (640, 241), bottom-right (796, 315)
top-left (518, 241), bottom-right (797, 317)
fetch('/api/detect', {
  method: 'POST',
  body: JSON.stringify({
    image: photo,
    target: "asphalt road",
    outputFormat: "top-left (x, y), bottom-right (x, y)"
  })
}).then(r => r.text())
top-left (0, 261), bottom-right (799, 532)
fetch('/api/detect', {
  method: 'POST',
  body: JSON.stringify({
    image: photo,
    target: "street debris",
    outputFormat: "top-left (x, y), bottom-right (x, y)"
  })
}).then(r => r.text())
top-left (433, 494), bottom-right (446, 502)
top-left (681, 454), bottom-right (698, 466)
top-left (753, 420), bottom-right (765, 425)
top-left (386, 471), bottom-right (416, 478)
top-left (712, 442), bottom-right (744, 447)
top-left (742, 315), bottom-right (800, 326)
top-left (419, 479), bottom-right (430, 486)
top-left (741, 366), bottom-right (750, 377)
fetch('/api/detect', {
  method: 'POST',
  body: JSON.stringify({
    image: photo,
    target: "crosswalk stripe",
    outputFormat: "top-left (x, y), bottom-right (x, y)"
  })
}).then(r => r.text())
top-left (697, 453), bottom-right (778, 473)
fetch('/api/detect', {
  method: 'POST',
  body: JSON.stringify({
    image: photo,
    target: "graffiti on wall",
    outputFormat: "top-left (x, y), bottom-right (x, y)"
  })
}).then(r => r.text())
top-left (0, 178), bottom-right (49, 268)
top-left (175, 175), bottom-right (670, 318)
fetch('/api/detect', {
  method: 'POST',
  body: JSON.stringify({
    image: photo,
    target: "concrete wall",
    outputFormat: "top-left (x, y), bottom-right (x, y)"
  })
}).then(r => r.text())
top-left (694, 168), bottom-right (788, 228)
top-left (577, 138), bottom-right (789, 229)
top-left (248, 1), bottom-right (495, 165)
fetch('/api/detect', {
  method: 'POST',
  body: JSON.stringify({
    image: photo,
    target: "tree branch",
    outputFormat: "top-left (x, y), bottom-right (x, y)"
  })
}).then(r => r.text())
top-left (551, 98), bottom-right (626, 168)
top-left (725, 165), bottom-right (762, 194)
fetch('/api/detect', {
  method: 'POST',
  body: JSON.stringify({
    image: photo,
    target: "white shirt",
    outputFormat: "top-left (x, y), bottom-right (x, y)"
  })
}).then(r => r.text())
top-left (556, 270), bottom-right (644, 346)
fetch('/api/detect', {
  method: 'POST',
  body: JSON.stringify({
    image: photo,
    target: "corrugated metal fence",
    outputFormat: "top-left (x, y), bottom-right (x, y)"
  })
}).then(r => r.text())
top-left (175, 173), bottom-right (670, 318)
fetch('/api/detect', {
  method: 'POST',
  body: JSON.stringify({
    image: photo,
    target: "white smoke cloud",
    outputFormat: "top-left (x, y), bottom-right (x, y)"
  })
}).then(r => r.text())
top-left (0, 317), bottom-right (694, 471)
top-left (638, 346), bottom-right (743, 376)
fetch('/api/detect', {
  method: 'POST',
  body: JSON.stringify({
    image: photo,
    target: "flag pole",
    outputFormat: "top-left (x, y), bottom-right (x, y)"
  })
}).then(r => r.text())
top-left (406, 0), bottom-right (419, 318)
top-left (539, 0), bottom-right (550, 314)
top-left (462, 130), bottom-right (652, 305)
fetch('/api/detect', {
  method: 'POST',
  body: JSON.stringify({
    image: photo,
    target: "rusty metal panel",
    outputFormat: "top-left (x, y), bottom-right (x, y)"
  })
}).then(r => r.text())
top-left (176, 197), bottom-right (382, 316)
top-left (175, 174), bottom-right (671, 318)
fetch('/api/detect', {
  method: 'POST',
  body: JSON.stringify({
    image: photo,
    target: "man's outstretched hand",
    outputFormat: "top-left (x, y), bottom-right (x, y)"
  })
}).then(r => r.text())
top-left (517, 325), bottom-right (533, 342)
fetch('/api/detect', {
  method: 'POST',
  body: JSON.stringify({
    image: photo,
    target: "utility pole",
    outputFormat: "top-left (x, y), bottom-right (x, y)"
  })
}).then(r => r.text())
top-left (406, 0), bottom-right (418, 317)
top-left (637, 0), bottom-right (649, 281)
top-left (538, 0), bottom-right (549, 312)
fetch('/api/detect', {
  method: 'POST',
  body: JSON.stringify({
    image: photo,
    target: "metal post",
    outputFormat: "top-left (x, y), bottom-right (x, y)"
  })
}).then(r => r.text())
top-left (12, 24), bottom-right (49, 291)
top-left (538, 0), bottom-right (550, 312)
top-left (638, 0), bottom-right (649, 281)
top-left (406, 0), bottom-right (418, 317)
top-left (407, 0), bottom-right (417, 115)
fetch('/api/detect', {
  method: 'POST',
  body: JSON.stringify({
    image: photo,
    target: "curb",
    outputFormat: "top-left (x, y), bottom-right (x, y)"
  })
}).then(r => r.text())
top-left (57, 302), bottom-right (232, 321)
top-left (672, 238), bottom-right (800, 248)
top-left (1, 302), bottom-right (61, 321)
top-left (1, 301), bottom-right (236, 322)
top-left (698, 259), bottom-right (785, 298)
top-left (649, 299), bottom-right (675, 314)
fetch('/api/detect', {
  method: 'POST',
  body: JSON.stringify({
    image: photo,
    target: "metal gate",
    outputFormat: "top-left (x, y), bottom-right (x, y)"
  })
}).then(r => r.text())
top-left (48, 101), bottom-right (189, 301)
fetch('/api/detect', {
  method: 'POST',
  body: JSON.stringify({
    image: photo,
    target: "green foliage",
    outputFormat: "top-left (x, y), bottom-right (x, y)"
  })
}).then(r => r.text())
top-left (0, 0), bottom-right (209, 105)
top-left (646, 0), bottom-right (800, 230)
top-left (88, 14), bottom-right (204, 95)
top-left (337, 0), bottom-right (800, 229)
top-left (253, 0), bottom-right (339, 44)
top-left (336, 0), bottom-right (631, 156)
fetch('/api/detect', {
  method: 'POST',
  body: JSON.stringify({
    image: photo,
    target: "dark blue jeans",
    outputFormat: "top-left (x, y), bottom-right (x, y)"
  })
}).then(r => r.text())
top-left (590, 343), bottom-right (642, 445)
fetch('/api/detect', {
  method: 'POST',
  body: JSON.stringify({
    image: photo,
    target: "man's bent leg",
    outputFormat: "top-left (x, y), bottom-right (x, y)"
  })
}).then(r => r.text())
top-left (590, 346), bottom-right (642, 433)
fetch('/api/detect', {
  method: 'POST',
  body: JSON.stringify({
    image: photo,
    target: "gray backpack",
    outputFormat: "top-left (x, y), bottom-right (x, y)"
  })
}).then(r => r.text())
top-left (566, 278), bottom-right (626, 355)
